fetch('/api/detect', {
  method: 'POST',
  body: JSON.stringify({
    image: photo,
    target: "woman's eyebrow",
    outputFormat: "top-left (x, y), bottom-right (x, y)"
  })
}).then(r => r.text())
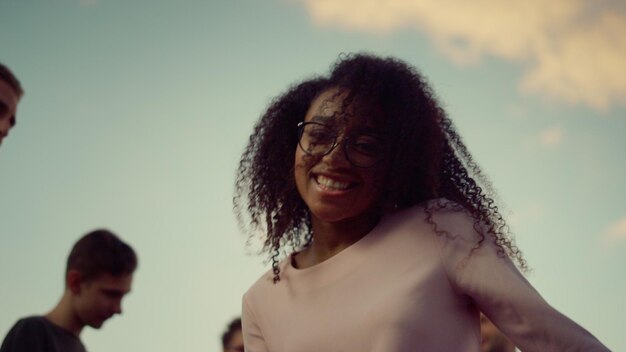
top-left (310, 115), bottom-right (332, 123)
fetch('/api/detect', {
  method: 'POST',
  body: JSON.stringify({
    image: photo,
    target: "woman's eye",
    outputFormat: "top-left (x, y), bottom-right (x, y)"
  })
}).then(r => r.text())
top-left (355, 143), bottom-right (378, 154)
top-left (306, 129), bottom-right (333, 143)
top-left (352, 137), bottom-right (384, 154)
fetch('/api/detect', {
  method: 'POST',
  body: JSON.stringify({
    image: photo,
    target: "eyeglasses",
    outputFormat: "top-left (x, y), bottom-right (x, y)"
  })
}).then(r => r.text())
top-left (297, 121), bottom-right (386, 168)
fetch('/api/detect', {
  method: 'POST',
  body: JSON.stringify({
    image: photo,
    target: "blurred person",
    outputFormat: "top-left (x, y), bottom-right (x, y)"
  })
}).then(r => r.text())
top-left (0, 63), bottom-right (23, 147)
top-left (0, 229), bottom-right (138, 352)
top-left (221, 317), bottom-right (243, 352)
top-left (481, 314), bottom-right (515, 352)
top-left (234, 53), bottom-right (609, 351)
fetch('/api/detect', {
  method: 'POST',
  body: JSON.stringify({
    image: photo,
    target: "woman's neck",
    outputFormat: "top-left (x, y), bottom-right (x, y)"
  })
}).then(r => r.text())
top-left (294, 210), bottom-right (382, 269)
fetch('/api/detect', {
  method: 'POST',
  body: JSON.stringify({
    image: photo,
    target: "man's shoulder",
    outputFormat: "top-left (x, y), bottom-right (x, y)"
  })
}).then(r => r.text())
top-left (7, 316), bottom-right (49, 335)
top-left (1, 316), bottom-right (86, 352)
top-left (1, 316), bottom-right (51, 352)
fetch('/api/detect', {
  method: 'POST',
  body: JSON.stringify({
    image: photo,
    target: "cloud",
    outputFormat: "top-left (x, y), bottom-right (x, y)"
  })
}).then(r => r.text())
top-left (605, 217), bottom-right (626, 242)
top-left (300, 0), bottom-right (626, 111)
top-left (538, 126), bottom-right (563, 147)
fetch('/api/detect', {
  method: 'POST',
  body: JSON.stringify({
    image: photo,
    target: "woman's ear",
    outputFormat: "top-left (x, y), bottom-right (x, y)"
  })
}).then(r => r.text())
top-left (66, 270), bottom-right (83, 294)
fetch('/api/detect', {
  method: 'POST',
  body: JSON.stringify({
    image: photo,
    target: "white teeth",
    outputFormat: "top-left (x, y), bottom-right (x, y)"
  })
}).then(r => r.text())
top-left (316, 175), bottom-right (350, 190)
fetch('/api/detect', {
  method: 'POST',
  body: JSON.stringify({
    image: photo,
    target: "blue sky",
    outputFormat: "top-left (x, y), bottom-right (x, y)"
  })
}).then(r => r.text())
top-left (1, 0), bottom-right (625, 351)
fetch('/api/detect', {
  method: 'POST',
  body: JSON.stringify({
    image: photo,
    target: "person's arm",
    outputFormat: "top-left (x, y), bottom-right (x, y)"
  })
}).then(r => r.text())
top-left (241, 294), bottom-right (269, 352)
top-left (0, 319), bottom-right (49, 352)
top-left (434, 208), bottom-right (610, 352)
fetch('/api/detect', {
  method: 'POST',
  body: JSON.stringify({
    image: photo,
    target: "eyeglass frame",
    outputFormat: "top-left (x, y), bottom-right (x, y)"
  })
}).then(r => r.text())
top-left (296, 121), bottom-right (387, 168)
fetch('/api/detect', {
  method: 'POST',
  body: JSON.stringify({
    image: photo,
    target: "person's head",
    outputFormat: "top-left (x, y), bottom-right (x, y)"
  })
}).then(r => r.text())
top-left (221, 317), bottom-right (243, 352)
top-left (65, 229), bottom-right (138, 329)
top-left (294, 87), bottom-right (391, 226)
top-left (480, 314), bottom-right (515, 352)
top-left (0, 63), bottom-right (23, 146)
top-left (235, 53), bottom-right (525, 279)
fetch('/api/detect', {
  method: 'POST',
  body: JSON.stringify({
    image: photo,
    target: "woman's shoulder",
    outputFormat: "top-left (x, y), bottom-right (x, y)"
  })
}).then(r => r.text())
top-left (423, 197), bottom-right (471, 216)
top-left (392, 198), bottom-right (476, 229)
top-left (375, 198), bottom-right (483, 259)
top-left (391, 197), bottom-right (485, 252)
top-left (243, 257), bottom-right (291, 300)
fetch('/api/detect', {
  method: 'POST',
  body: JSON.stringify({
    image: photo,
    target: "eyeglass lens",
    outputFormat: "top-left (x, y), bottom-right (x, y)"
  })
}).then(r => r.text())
top-left (298, 122), bottom-right (384, 167)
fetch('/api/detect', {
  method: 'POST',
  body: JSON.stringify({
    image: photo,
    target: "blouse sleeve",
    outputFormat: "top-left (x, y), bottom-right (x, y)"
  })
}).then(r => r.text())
top-left (432, 207), bottom-right (610, 352)
top-left (242, 293), bottom-right (269, 352)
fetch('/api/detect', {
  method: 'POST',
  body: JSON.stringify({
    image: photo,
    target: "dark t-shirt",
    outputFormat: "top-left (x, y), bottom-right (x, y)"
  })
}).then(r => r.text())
top-left (0, 316), bottom-right (87, 352)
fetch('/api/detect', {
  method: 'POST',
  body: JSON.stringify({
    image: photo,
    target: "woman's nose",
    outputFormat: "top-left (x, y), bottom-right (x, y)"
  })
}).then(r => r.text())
top-left (322, 139), bottom-right (350, 166)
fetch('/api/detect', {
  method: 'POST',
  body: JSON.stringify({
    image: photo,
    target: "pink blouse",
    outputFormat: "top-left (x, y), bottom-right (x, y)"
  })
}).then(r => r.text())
top-left (242, 201), bottom-right (609, 351)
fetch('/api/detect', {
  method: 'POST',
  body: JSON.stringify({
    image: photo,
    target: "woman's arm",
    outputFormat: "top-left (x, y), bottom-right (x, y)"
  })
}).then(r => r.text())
top-left (433, 208), bottom-right (610, 352)
top-left (241, 294), bottom-right (270, 352)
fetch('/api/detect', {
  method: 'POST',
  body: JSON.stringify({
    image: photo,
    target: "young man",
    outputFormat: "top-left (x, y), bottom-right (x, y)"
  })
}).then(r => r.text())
top-left (0, 63), bottom-right (23, 147)
top-left (0, 229), bottom-right (138, 352)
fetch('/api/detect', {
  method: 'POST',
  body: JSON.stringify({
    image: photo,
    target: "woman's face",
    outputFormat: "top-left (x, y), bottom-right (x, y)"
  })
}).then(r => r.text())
top-left (294, 88), bottom-right (389, 224)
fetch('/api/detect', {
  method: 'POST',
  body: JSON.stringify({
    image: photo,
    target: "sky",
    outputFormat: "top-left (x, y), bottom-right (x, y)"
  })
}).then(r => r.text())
top-left (1, 0), bottom-right (625, 351)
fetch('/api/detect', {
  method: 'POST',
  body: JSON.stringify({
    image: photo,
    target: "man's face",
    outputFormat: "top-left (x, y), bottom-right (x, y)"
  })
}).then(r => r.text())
top-left (73, 272), bottom-right (133, 329)
top-left (0, 79), bottom-right (19, 146)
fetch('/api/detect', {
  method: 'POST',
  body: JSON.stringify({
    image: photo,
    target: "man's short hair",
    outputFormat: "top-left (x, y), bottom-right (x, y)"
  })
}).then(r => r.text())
top-left (66, 229), bottom-right (137, 282)
top-left (221, 317), bottom-right (242, 348)
top-left (0, 63), bottom-right (24, 97)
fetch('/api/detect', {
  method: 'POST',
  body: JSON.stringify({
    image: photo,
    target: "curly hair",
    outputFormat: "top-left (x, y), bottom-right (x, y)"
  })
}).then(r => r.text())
top-left (234, 53), bottom-right (526, 281)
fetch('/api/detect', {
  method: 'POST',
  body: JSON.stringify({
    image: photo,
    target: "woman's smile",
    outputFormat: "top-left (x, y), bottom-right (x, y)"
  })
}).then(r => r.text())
top-left (314, 174), bottom-right (355, 192)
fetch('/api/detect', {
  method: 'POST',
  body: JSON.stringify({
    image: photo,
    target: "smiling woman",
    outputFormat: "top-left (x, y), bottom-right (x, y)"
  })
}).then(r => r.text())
top-left (233, 53), bottom-right (609, 352)
top-left (293, 88), bottom-right (389, 230)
